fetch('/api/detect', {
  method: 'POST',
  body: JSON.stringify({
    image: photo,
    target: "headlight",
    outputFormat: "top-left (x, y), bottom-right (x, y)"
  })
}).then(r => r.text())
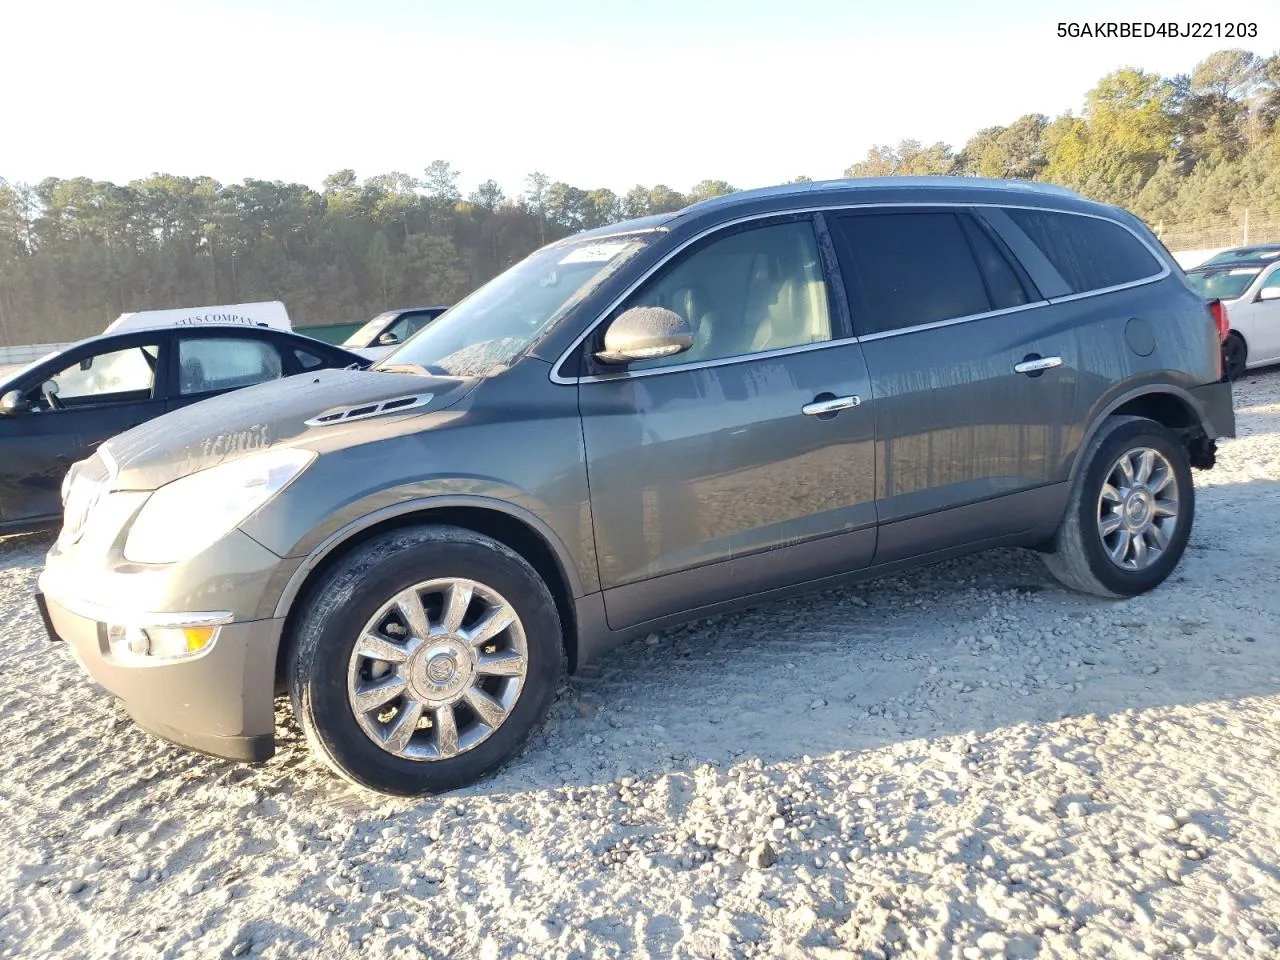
top-left (123, 448), bottom-right (316, 564)
top-left (106, 624), bottom-right (220, 660)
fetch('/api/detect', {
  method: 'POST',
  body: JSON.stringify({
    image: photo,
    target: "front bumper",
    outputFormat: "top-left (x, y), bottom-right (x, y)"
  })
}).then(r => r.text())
top-left (37, 588), bottom-right (282, 763)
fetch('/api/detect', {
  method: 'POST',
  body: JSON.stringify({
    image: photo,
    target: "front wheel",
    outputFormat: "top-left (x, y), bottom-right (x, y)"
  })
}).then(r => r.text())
top-left (1042, 417), bottom-right (1194, 598)
top-left (288, 525), bottom-right (562, 795)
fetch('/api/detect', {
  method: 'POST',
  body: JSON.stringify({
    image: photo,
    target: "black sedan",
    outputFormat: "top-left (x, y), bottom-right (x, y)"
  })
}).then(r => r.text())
top-left (0, 324), bottom-right (365, 533)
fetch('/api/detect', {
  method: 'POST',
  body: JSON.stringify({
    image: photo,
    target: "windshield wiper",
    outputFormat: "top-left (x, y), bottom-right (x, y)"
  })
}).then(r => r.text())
top-left (378, 362), bottom-right (432, 377)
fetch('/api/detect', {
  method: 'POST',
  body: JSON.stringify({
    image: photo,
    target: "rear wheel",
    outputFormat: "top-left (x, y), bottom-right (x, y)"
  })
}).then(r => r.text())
top-left (1042, 417), bottom-right (1194, 598)
top-left (1222, 332), bottom-right (1248, 381)
top-left (289, 525), bottom-right (561, 795)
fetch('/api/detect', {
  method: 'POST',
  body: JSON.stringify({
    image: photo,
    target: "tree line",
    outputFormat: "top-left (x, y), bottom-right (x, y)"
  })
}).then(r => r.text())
top-left (1, 48), bottom-right (1278, 347)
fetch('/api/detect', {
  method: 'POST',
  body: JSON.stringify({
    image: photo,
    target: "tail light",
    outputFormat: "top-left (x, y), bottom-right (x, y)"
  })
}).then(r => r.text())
top-left (1209, 299), bottom-right (1230, 340)
top-left (1208, 299), bottom-right (1229, 380)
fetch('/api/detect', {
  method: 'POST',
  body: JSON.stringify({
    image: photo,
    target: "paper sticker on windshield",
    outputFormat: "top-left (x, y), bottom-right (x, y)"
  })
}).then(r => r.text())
top-left (1230, 268), bottom-right (1262, 275)
top-left (559, 242), bottom-right (630, 265)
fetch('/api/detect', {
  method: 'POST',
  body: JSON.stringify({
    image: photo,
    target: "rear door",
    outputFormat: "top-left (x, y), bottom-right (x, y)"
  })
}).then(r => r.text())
top-left (829, 207), bottom-right (1078, 564)
top-left (979, 206), bottom-right (1174, 451)
top-left (0, 336), bottom-right (166, 523)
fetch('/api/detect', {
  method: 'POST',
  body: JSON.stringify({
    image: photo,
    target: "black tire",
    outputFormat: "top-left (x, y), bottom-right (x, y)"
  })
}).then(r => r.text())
top-left (1222, 332), bottom-right (1248, 381)
top-left (1042, 416), bottom-right (1194, 598)
top-left (288, 525), bottom-right (562, 796)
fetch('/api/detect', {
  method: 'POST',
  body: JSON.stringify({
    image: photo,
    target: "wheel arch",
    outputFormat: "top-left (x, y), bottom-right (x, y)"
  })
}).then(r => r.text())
top-left (273, 497), bottom-right (586, 687)
top-left (1069, 384), bottom-right (1213, 481)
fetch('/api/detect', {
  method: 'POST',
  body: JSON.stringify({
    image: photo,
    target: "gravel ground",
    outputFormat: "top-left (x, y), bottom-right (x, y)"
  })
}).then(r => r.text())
top-left (2, 373), bottom-right (1279, 960)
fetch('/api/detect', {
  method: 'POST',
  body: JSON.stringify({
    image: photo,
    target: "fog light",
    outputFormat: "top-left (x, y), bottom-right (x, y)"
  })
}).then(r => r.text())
top-left (105, 624), bottom-right (218, 660)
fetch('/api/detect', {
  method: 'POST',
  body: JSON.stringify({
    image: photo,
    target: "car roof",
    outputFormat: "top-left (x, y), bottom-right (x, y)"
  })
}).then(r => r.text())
top-left (23, 324), bottom-right (358, 367)
top-left (1, 325), bottom-right (364, 390)
top-left (1188, 259), bottom-right (1275, 273)
top-left (1211, 243), bottom-right (1280, 255)
top-left (562, 177), bottom-right (1096, 244)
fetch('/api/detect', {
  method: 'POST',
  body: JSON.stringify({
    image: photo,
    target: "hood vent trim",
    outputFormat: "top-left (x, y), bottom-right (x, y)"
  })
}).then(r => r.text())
top-left (304, 393), bottom-right (434, 427)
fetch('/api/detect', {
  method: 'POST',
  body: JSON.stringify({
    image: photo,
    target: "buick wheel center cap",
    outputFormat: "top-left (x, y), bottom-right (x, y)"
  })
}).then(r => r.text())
top-left (410, 640), bottom-right (472, 701)
top-left (1125, 489), bottom-right (1151, 526)
top-left (426, 654), bottom-right (457, 683)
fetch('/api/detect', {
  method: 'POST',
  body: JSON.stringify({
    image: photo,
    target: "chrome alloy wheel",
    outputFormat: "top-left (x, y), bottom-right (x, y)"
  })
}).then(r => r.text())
top-left (1096, 446), bottom-right (1180, 571)
top-left (346, 578), bottom-right (527, 760)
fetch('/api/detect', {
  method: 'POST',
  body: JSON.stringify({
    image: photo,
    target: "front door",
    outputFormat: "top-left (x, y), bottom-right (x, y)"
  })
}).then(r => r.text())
top-left (829, 207), bottom-right (1079, 564)
top-left (0, 338), bottom-right (165, 524)
top-left (576, 217), bottom-right (878, 630)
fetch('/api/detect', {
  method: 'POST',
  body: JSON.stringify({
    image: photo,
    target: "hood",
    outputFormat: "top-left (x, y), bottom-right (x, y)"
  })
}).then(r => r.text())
top-left (102, 367), bottom-right (477, 490)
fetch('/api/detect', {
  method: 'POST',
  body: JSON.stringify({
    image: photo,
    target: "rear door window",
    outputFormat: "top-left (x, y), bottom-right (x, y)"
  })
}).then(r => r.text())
top-left (177, 337), bottom-right (284, 395)
top-left (833, 211), bottom-right (995, 335)
top-left (1002, 209), bottom-right (1163, 294)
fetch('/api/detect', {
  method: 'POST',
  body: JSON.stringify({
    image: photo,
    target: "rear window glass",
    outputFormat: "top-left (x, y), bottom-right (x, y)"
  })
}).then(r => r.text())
top-left (1004, 209), bottom-right (1162, 294)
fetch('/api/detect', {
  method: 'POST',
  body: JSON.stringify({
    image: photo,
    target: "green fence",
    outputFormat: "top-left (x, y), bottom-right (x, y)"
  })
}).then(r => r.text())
top-left (295, 322), bottom-right (363, 345)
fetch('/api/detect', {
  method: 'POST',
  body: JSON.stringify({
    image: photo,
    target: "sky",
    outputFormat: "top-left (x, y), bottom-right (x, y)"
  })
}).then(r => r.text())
top-left (4, 0), bottom-right (1279, 200)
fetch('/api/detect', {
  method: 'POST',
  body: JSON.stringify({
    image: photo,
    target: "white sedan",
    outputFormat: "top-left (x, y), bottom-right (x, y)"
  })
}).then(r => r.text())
top-left (1186, 254), bottom-right (1280, 380)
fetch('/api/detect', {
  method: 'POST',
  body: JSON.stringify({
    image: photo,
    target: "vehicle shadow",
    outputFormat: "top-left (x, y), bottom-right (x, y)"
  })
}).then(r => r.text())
top-left (269, 475), bottom-right (1280, 809)
top-left (5, 478), bottom-right (1278, 813)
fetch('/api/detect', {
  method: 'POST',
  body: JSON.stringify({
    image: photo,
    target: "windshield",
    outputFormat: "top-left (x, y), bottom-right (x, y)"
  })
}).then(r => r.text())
top-left (377, 234), bottom-right (653, 377)
top-left (1186, 267), bottom-right (1262, 301)
top-left (1201, 247), bottom-right (1280, 266)
top-left (343, 312), bottom-right (398, 348)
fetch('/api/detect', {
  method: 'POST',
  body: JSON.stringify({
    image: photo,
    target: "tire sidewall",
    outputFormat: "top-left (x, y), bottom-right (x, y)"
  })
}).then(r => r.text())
top-left (1224, 333), bottom-right (1247, 381)
top-left (293, 533), bottom-right (561, 795)
top-left (1073, 420), bottom-right (1195, 596)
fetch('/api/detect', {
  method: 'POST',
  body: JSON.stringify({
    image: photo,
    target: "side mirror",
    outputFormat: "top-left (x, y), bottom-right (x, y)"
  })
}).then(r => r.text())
top-left (0, 390), bottom-right (27, 415)
top-left (595, 307), bottom-right (694, 365)
top-left (1259, 287), bottom-right (1280, 302)
top-left (377, 331), bottom-right (401, 346)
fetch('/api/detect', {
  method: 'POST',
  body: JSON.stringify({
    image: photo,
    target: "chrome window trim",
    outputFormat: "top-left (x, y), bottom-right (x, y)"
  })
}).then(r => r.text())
top-left (572, 336), bottom-right (863, 384)
top-left (854, 300), bottom-right (1052, 343)
top-left (549, 201), bottom-right (1169, 385)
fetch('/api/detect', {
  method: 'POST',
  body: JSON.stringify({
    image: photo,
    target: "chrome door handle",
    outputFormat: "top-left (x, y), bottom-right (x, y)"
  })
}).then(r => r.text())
top-left (1014, 356), bottom-right (1063, 375)
top-left (802, 395), bottom-right (861, 416)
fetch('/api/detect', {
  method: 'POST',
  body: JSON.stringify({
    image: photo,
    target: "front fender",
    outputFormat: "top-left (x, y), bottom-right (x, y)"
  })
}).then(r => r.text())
top-left (266, 492), bottom-right (591, 620)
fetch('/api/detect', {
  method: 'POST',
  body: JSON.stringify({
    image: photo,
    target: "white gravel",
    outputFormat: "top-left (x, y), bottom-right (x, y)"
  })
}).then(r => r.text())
top-left (2, 373), bottom-right (1280, 960)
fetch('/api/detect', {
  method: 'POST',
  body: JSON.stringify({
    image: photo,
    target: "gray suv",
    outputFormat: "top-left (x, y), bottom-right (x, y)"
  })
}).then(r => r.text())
top-left (35, 177), bottom-right (1235, 795)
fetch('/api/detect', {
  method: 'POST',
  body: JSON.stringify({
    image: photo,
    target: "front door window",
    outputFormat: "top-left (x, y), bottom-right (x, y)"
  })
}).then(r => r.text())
top-left (29, 344), bottom-right (159, 411)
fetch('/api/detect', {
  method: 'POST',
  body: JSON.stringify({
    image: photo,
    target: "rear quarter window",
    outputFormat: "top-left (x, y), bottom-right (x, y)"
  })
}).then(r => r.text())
top-left (1004, 209), bottom-right (1163, 295)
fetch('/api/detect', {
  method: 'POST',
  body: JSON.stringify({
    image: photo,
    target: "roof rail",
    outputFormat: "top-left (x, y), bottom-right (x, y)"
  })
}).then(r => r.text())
top-left (677, 176), bottom-right (1084, 215)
